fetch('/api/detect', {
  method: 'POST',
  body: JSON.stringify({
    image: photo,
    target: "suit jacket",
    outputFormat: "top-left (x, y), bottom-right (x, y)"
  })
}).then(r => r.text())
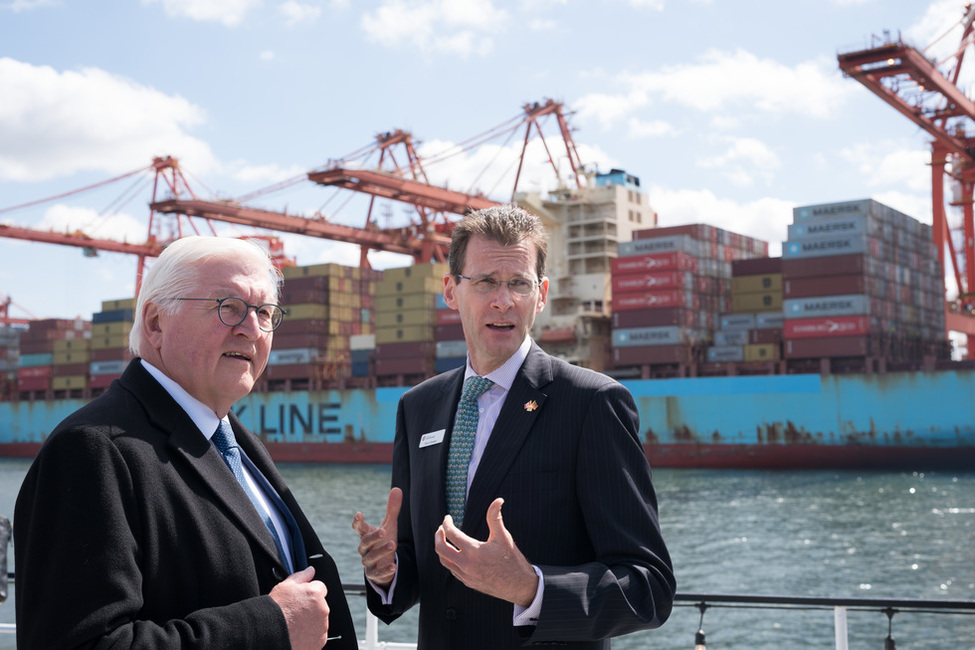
top-left (367, 343), bottom-right (676, 649)
top-left (14, 359), bottom-right (356, 650)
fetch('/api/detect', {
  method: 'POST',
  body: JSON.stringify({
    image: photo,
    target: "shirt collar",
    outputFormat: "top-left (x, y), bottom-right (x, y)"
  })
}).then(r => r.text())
top-left (140, 359), bottom-right (223, 440)
top-left (464, 335), bottom-right (532, 392)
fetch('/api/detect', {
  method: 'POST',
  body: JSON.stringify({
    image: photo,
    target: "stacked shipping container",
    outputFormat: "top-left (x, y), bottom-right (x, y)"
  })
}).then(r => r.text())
top-left (17, 318), bottom-right (91, 395)
top-left (782, 199), bottom-right (946, 362)
top-left (610, 224), bottom-right (769, 370)
top-left (89, 298), bottom-right (135, 390)
top-left (707, 257), bottom-right (784, 364)
top-left (373, 263), bottom-right (446, 382)
top-left (267, 263), bottom-right (380, 389)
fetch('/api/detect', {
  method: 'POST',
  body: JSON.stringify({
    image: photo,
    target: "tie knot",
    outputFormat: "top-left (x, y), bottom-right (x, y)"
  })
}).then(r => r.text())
top-left (212, 420), bottom-right (237, 455)
top-left (462, 376), bottom-right (494, 401)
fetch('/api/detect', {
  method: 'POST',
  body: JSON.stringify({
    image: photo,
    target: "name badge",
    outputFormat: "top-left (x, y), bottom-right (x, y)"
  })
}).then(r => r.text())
top-left (419, 429), bottom-right (446, 448)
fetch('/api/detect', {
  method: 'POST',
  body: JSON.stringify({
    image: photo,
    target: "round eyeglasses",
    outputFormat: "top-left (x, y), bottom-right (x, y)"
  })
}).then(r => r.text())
top-left (172, 297), bottom-right (286, 332)
top-left (455, 274), bottom-right (539, 296)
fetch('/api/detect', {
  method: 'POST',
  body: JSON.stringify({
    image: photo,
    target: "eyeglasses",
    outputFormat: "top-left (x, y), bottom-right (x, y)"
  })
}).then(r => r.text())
top-left (455, 275), bottom-right (538, 296)
top-left (172, 297), bottom-right (286, 332)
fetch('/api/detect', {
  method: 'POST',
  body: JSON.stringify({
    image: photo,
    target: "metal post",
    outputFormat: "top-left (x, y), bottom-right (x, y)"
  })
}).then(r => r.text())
top-left (834, 606), bottom-right (848, 650)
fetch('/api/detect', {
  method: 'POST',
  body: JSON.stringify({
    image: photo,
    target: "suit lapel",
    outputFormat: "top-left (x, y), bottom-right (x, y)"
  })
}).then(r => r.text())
top-left (118, 360), bottom-right (289, 571)
top-left (463, 344), bottom-right (552, 533)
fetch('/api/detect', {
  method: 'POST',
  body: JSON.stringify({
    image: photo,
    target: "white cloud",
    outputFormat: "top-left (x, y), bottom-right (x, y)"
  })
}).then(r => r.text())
top-left (361, 0), bottom-right (509, 56)
top-left (141, 0), bottom-right (260, 27)
top-left (259, 50), bottom-right (275, 61)
top-left (698, 136), bottom-right (781, 187)
top-left (647, 186), bottom-right (793, 256)
top-left (37, 203), bottom-right (149, 243)
top-left (0, 58), bottom-right (218, 182)
top-left (576, 49), bottom-right (851, 129)
top-left (2, 0), bottom-right (58, 12)
top-left (626, 0), bottom-right (664, 9)
top-left (279, 0), bottom-right (321, 25)
top-left (627, 117), bottom-right (676, 138)
top-left (840, 142), bottom-right (929, 192)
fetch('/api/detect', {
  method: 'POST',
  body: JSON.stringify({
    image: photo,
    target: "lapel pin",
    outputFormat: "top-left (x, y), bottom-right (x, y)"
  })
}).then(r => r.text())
top-left (524, 400), bottom-right (538, 412)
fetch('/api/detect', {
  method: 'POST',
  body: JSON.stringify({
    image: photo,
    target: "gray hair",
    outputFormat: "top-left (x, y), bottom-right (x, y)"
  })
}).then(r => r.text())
top-left (448, 205), bottom-right (548, 280)
top-left (129, 236), bottom-right (282, 356)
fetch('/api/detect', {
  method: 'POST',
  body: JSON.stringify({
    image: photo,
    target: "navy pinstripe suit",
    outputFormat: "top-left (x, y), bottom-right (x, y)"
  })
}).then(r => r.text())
top-left (367, 342), bottom-right (676, 649)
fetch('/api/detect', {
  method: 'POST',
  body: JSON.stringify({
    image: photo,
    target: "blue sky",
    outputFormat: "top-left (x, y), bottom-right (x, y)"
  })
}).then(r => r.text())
top-left (0, 0), bottom-right (969, 320)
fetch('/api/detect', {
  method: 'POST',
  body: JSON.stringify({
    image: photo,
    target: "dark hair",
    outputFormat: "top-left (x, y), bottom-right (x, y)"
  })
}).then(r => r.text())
top-left (448, 205), bottom-right (548, 280)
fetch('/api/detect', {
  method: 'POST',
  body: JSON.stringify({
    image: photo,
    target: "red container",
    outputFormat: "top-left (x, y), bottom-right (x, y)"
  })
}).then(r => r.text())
top-left (434, 323), bottom-right (465, 341)
top-left (276, 319), bottom-right (330, 336)
top-left (435, 309), bottom-right (462, 325)
top-left (612, 271), bottom-right (693, 293)
top-left (18, 339), bottom-right (54, 355)
top-left (783, 274), bottom-right (867, 298)
top-left (18, 366), bottom-right (52, 379)
top-left (89, 373), bottom-right (119, 389)
top-left (375, 341), bottom-right (436, 359)
top-left (749, 328), bottom-right (783, 344)
top-left (611, 307), bottom-right (697, 329)
top-left (612, 344), bottom-right (691, 366)
top-left (375, 356), bottom-right (435, 377)
top-left (733, 257), bottom-right (781, 276)
top-left (280, 287), bottom-right (328, 305)
top-left (52, 363), bottom-right (89, 377)
top-left (784, 316), bottom-right (872, 339)
top-left (613, 291), bottom-right (700, 311)
top-left (784, 335), bottom-right (873, 358)
top-left (282, 275), bottom-right (330, 291)
top-left (781, 254), bottom-right (868, 279)
top-left (610, 251), bottom-right (698, 274)
top-left (17, 377), bottom-right (50, 391)
top-left (633, 224), bottom-right (714, 242)
top-left (272, 332), bottom-right (333, 350)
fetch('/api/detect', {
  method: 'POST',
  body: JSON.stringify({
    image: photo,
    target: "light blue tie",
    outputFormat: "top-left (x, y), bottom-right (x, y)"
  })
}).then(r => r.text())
top-left (212, 420), bottom-right (291, 570)
top-left (446, 376), bottom-right (495, 526)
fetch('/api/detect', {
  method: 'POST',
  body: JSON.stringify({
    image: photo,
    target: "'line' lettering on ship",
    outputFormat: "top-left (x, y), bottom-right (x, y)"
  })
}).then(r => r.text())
top-left (235, 402), bottom-right (342, 437)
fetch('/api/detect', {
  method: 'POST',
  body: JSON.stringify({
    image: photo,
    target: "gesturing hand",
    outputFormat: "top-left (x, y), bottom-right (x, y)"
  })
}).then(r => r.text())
top-left (352, 487), bottom-right (402, 587)
top-left (435, 497), bottom-right (539, 607)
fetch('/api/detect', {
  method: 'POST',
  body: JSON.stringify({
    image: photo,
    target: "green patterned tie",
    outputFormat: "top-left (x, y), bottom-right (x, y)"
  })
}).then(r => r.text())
top-left (446, 376), bottom-right (495, 526)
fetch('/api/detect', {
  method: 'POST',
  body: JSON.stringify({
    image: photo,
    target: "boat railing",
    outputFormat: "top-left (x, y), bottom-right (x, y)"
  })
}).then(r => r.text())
top-left (3, 578), bottom-right (975, 649)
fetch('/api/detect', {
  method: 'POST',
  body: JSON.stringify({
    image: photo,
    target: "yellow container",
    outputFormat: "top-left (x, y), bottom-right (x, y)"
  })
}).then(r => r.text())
top-left (283, 262), bottom-right (352, 280)
top-left (732, 292), bottom-right (783, 313)
top-left (92, 321), bottom-right (133, 337)
top-left (382, 263), bottom-right (449, 282)
top-left (283, 303), bottom-right (330, 320)
top-left (53, 338), bottom-right (91, 353)
top-left (53, 350), bottom-right (90, 365)
top-left (376, 275), bottom-right (442, 297)
top-left (52, 375), bottom-right (88, 390)
top-left (101, 297), bottom-right (137, 311)
top-left (90, 334), bottom-right (131, 350)
top-left (375, 293), bottom-right (437, 312)
top-left (744, 343), bottom-right (780, 362)
top-left (375, 309), bottom-right (437, 329)
top-left (375, 325), bottom-right (434, 344)
top-left (732, 274), bottom-right (782, 294)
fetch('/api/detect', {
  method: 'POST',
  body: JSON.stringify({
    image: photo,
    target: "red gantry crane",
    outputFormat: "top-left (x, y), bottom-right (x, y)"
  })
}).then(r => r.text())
top-left (837, 3), bottom-right (975, 340)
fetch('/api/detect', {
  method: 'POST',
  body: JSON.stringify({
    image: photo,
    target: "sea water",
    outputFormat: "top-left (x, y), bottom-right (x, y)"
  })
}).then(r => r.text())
top-left (1, 459), bottom-right (973, 648)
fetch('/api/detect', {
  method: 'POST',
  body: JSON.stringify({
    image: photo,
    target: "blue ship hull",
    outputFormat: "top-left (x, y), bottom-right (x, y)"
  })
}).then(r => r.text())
top-left (2, 370), bottom-right (974, 469)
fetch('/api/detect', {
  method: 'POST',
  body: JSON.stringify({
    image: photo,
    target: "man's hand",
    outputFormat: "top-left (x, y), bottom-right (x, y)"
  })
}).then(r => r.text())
top-left (269, 566), bottom-right (330, 650)
top-left (352, 487), bottom-right (402, 587)
top-left (435, 498), bottom-right (539, 607)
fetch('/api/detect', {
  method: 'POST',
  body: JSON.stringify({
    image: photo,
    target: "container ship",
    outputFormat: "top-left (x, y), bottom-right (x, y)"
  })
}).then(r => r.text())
top-left (2, 178), bottom-right (974, 470)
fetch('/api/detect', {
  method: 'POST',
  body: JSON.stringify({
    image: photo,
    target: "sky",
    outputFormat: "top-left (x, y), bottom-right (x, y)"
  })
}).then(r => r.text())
top-left (0, 0), bottom-right (972, 321)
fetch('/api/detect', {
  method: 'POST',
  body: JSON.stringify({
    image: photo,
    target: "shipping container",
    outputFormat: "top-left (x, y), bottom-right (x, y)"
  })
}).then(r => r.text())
top-left (783, 274), bottom-right (868, 298)
top-left (707, 345), bottom-right (744, 363)
top-left (612, 344), bottom-right (692, 366)
top-left (610, 251), bottom-right (698, 274)
top-left (784, 315), bottom-right (872, 339)
top-left (784, 335), bottom-right (874, 358)
top-left (783, 294), bottom-right (869, 319)
top-left (611, 307), bottom-right (697, 329)
top-left (612, 326), bottom-right (702, 347)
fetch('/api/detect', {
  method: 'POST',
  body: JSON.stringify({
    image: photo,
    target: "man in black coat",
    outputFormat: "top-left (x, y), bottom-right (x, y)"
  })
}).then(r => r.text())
top-left (354, 206), bottom-right (675, 648)
top-left (15, 236), bottom-right (356, 649)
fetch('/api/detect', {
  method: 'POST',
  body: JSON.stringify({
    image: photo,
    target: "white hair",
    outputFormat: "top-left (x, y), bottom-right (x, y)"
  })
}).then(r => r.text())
top-left (128, 236), bottom-right (282, 356)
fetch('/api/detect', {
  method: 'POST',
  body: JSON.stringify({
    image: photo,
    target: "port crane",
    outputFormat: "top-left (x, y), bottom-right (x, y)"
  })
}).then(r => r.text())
top-left (837, 3), bottom-right (975, 339)
top-left (0, 100), bottom-right (581, 289)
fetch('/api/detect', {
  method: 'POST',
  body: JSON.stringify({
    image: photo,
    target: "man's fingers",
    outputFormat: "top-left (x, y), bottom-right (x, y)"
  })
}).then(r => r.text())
top-left (287, 565), bottom-right (317, 584)
top-left (485, 498), bottom-right (505, 540)
top-left (381, 487), bottom-right (403, 527)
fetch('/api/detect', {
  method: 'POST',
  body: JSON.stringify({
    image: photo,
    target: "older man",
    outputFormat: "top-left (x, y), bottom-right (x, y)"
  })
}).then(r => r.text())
top-left (15, 236), bottom-right (356, 650)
